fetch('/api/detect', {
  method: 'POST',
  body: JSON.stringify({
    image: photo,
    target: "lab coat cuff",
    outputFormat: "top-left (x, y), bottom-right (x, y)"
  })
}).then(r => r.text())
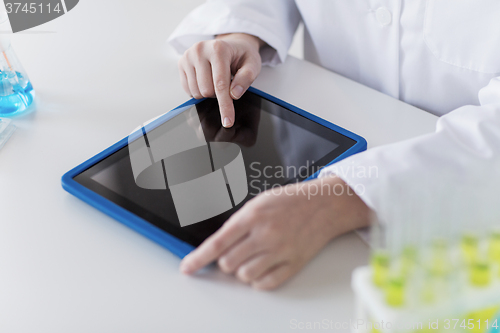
top-left (168, 16), bottom-right (289, 66)
top-left (318, 156), bottom-right (379, 212)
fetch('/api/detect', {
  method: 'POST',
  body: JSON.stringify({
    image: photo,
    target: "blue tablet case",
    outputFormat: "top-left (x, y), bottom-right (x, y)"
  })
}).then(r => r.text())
top-left (62, 87), bottom-right (367, 258)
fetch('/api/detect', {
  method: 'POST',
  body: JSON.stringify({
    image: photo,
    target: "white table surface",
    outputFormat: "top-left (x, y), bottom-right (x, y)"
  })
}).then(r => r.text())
top-left (0, 1), bottom-right (438, 332)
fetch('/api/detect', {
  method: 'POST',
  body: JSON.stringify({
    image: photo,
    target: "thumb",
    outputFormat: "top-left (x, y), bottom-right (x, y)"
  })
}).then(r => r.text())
top-left (230, 57), bottom-right (261, 100)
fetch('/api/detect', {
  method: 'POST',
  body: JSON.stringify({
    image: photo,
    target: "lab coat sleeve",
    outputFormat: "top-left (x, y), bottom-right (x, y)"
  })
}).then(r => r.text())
top-left (319, 77), bottom-right (500, 222)
top-left (167, 0), bottom-right (301, 66)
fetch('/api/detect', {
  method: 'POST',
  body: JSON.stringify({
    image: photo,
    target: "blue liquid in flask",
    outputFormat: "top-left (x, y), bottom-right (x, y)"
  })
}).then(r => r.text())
top-left (0, 70), bottom-right (35, 116)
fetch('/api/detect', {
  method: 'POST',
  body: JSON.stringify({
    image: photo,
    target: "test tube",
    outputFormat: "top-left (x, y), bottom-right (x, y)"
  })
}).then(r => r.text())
top-left (370, 211), bottom-right (390, 288)
top-left (489, 229), bottom-right (500, 265)
top-left (384, 182), bottom-right (408, 307)
top-left (468, 177), bottom-right (496, 287)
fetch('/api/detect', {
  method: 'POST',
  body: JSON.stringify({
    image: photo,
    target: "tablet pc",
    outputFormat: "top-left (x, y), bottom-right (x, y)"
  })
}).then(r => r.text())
top-left (62, 87), bottom-right (367, 258)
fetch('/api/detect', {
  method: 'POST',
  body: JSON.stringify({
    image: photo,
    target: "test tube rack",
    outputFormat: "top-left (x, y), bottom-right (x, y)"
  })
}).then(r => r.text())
top-left (352, 232), bottom-right (500, 333)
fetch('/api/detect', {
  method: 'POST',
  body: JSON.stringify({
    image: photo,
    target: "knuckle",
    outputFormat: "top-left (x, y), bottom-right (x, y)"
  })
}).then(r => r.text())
top-left (215, 79), bottom-right (229, 92)
top-left (227, 222), bottom-right (249, 239)
top-left (238, 213), bottom-right (258, 229)
top-left (193, 41), bottom-right (205, 54)
top-left (212, 39), bottom-right (228, 54)
top-left (192, 92), bottom-right (203, 99)
top-left (211, 238), bottom-right (225, 253)
top-left (244, 204), bottom-right (263, 219)
top-left (237, 267), bottom-right (252, 283)
top-left (239, 68), bottom-right (256, 81)
top-left (200, 86), bottom-right (215, 97)
top-left (218, 257), bottom-right (233, 273)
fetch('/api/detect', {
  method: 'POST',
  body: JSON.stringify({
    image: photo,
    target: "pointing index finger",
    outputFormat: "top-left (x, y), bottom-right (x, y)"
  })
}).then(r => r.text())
top-left (211, 54), bottom-right (235, 128)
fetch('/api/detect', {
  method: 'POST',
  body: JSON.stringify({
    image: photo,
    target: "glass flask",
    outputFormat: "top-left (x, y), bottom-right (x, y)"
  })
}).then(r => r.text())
top-left (0, 44), bottom-right (35, 116)
top-left (0, 9), bottom-right (35, 116)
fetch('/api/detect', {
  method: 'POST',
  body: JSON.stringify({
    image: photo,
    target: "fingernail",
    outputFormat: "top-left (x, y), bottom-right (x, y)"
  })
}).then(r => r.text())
top-left (231, 85), bottom-right (244, 99)
top-left (223, 117), bottom-right (232, 128)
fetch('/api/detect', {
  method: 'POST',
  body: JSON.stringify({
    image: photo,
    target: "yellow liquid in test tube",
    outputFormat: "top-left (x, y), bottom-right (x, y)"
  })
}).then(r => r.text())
top-left (488, 231), bottom-right (500, 264)
top-left (430, 239), bottom-right (451, 276)
top-left (385, 276), bottom-right (405, 307)
top-left (470, 260), bottom-right (491, 287)
top-left (461, 233), bottom-right (479, 265)
top-left (401, 245), bottom-right (418, 276)
top-left (371, 251), bottom-right (390, 287)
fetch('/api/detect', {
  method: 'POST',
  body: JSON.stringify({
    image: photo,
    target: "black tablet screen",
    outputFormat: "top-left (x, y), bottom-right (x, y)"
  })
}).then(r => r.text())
top-left (74, 91), bottom-right (355, 246)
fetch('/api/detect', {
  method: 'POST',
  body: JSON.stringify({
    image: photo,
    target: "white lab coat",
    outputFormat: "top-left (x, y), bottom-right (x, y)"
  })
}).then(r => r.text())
top-left (168, 0), bottom-right (500, 225)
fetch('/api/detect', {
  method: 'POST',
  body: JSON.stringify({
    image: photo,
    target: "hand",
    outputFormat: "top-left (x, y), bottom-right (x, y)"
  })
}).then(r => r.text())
top-left (180, 176), bottom-right (371, 290)
top-left (178, 33), bottom-right (264, 128)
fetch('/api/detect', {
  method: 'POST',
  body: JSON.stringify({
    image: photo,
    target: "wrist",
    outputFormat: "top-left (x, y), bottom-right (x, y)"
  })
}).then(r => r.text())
top-left (312, 176), bottom-right (371, 241)
top-left (216, 33), bottom-right (265, 51)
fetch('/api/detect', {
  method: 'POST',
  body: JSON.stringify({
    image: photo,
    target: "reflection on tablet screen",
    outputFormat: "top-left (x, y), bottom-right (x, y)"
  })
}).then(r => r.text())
top-left (74, 91), bottom-right (354, 246)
